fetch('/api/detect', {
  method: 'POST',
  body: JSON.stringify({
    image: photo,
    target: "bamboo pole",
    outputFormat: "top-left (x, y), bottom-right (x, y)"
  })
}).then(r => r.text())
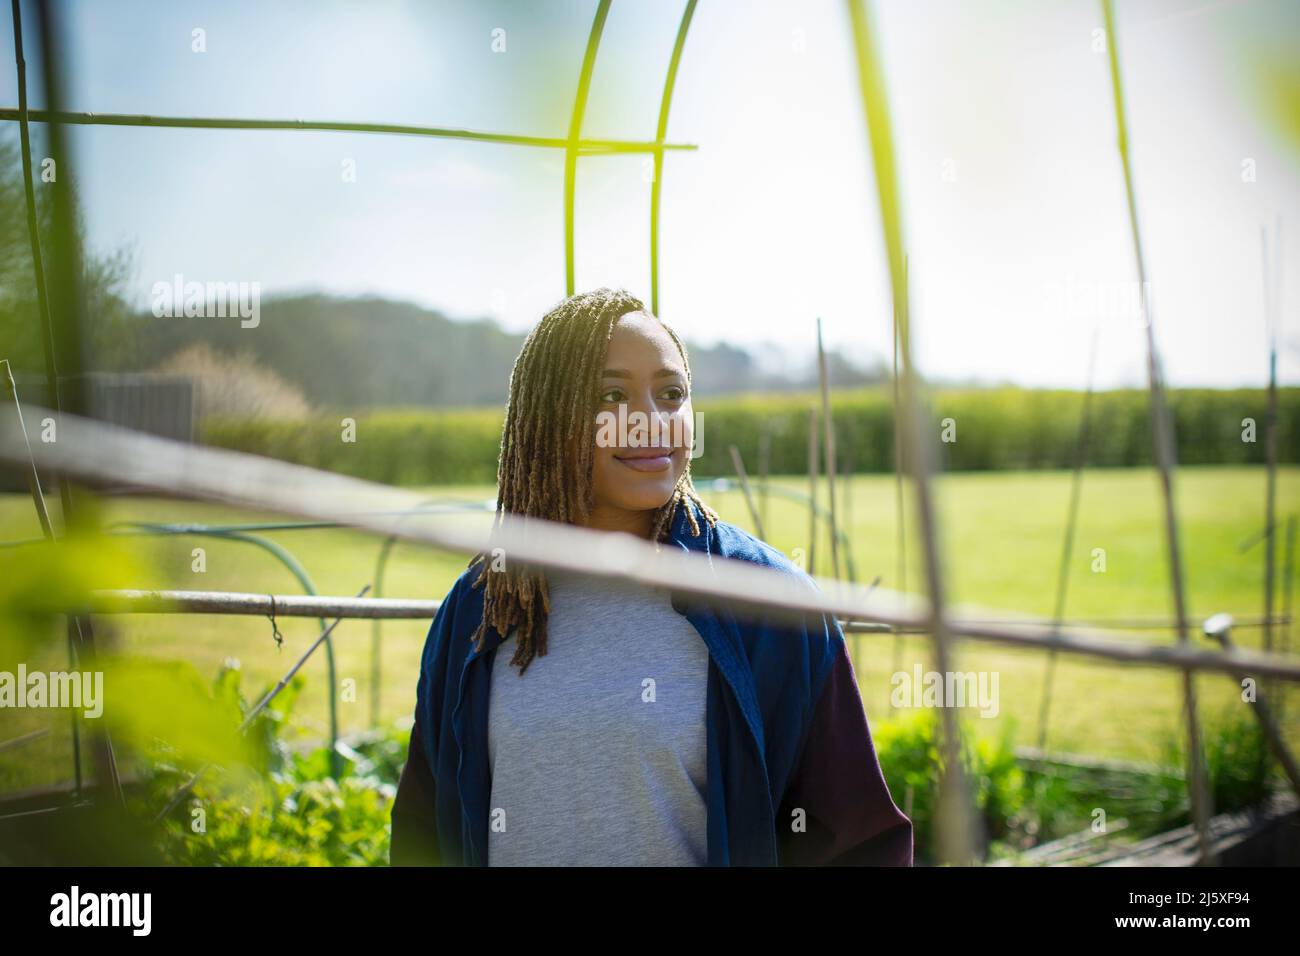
top-left (91, 589), bottom-right (438, 619)
top-left (77, 589), bottom-right (1300, 682)
top-left (1263, 225), bottom-right (1279, 668)
top-left (816, 318), bottom-right (842, 579)
top-left (1100, 0), bottom-right (1215, 864)
top-left (807, 406), bottom-right (820, 575)
top-left (8, 1), bottom-right (60, 440)
top-left (842, 443), bottom-right (858, 585)
top-left (891, 256), bottom-right (907, 679)
top-left (0, 728), bottom-right (49, 754)
top-left (12, 0), bottom-right (122, 807)
top-left (846, 0), bottom-right (977, 865)
top-left (1280, 515), bottom-right (1297, 729)
top-left (2, 361), bottom-right (82, 795)
top-left (1037, 328), bottom-right (1100, 751)
top-left (728, 445), bottom-right (766, 540)
top-left (1259, 223), bottom-right (1282, 788)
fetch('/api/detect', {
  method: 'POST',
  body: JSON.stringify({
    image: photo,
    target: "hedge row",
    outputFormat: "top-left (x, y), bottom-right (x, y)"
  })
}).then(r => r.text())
top-left (201, 387), bottom-right (1298, 487)
top-left (692, 387), bottom-right (1300, 475)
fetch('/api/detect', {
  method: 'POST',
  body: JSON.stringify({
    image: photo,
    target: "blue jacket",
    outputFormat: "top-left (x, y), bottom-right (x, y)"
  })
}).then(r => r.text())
top-left (390, 500), bottom-right (913, 866)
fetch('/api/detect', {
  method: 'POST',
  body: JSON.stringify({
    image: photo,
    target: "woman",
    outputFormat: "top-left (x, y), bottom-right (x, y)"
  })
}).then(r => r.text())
top-left (390, 288), bottom-right (911, 867)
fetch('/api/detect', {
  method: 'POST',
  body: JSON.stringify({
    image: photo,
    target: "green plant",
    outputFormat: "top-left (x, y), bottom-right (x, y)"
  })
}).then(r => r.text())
top-left (1157, 703), bottom-right (1274, 817)
top-left (873, 709), bottom-right (1024, 864)
top-left (140, 664), bottom-right (402, 866)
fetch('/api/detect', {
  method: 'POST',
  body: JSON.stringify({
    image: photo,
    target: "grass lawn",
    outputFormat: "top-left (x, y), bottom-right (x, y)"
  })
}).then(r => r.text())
top-left (1, 465), bottom-right (1295, 793)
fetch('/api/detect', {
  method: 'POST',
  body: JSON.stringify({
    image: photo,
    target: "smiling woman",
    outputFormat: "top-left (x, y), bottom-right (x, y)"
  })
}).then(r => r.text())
top-left (588, 309), bottom-right (699, 535)
top-left (389, 287), bottom-right (912, 867)
top-left (469, 288), bottom-right (717, 673)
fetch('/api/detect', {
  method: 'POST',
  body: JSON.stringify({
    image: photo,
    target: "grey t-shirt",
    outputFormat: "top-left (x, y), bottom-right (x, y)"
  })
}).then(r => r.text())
top-left (486, 567), bottom-right (710, 866)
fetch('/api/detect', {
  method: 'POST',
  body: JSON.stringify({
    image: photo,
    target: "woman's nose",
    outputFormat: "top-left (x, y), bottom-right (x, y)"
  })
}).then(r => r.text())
top-left (624, 394), bottom-right (674, 446)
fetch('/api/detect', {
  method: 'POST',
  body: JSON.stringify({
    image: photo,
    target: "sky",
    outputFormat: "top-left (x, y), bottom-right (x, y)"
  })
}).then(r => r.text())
top-left (1, 0), bottom-right (1297, 389)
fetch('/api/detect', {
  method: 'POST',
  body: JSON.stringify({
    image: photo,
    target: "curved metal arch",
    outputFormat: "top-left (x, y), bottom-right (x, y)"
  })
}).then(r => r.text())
top-left (564, 0), bottom-right (614, 295)
top-left (115, 523), bottom-right (342, 780)
top-left (650, 0), bottom-right (699, 316)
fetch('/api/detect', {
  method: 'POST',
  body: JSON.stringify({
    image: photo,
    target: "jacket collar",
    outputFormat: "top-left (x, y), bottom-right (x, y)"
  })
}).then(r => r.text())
top-left (461, 499), bottom-right (712, 664)
top-left (667, 497), bottom-right (715, 558)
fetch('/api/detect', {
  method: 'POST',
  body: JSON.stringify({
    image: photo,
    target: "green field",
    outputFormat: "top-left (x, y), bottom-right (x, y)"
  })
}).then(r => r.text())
top-left (2, 465), bottom-right (1296, 794)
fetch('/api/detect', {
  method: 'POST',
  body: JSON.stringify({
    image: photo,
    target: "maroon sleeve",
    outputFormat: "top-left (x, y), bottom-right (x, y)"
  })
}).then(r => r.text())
top-left (389, 720), bottom-right (443, 866)
top-left (777, 636), bottom-right (914, 866)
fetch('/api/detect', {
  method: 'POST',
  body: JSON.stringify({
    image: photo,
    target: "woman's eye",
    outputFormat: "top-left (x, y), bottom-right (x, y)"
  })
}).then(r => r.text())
top-left (660, 385), bottom-right (686, 401)
top-left (599, 388), bottom-right (625, 403)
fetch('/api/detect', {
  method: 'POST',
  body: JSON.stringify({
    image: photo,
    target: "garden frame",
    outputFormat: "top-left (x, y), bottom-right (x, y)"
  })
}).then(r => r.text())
top-left (1, 0), bottom-right (1296, 867)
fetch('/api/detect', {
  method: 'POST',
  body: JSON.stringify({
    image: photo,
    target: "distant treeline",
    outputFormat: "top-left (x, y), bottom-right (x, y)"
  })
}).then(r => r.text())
top-left (202, 386), bottom-right (1298, 486)
top-left (115, 293), bottom-right (887, 408)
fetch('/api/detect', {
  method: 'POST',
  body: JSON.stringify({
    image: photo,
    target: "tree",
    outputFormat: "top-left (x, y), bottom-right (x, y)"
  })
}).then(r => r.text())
top-left (0, 132), bottom-right (137, 378)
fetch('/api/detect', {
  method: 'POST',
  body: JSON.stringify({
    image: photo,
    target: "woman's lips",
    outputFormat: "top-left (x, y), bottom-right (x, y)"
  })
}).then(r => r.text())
top-left (615, 448), bottom-right (675, 472)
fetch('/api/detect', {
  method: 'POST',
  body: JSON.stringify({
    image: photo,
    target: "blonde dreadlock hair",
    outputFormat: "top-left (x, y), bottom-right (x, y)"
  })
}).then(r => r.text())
top-left (468, 287), bottom-right (718, 673)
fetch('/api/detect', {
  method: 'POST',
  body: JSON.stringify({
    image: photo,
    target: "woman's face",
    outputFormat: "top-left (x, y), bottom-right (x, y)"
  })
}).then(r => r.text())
top-left (586, 311), bottom-right (693, 533)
